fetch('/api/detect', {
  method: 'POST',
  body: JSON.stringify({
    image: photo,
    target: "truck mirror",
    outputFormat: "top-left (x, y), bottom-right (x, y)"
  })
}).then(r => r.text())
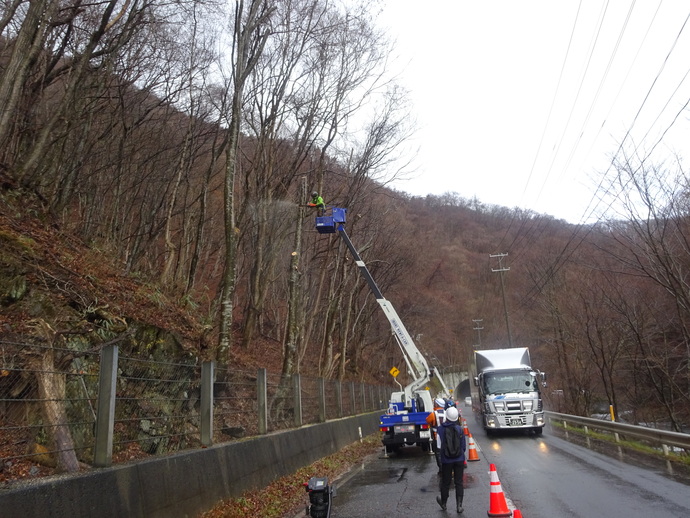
top-left (473, 377), bottom-right (479, 387)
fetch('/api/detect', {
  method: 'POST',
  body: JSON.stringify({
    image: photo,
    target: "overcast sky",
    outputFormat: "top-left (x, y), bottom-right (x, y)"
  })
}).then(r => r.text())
top-left (375, 1), bottom-right (690, 223)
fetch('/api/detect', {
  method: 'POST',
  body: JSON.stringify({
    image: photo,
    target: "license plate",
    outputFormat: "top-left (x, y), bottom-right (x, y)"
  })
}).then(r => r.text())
top-left (395, 424), bottom-right (415, 433)
top-left (419, 430), bottom-right (431, 439)
top-left (510, 419), bottom-right (521, 426)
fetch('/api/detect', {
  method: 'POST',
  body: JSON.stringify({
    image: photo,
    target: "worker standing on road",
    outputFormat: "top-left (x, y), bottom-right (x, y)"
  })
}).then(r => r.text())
top-left (436, 406), bottom-right (466, 514)
top-left (426, 398), bottom-right (447, 472)
top-left (307, 191), bottom-right (325, 216)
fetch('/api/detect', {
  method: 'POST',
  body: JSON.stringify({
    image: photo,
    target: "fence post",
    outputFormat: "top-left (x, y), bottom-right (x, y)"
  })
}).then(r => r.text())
top-left (350, 381), bottom-right (356, 415)
top-left (93, 344), bottom-right (118, 468)
top-left (293, 374), bottom-right (302, 427)
top-left (258, 368), bottom-right (267, 434)
top-left (200, 362), bottom-right (214, 447)
top-left (318, 377), bottom-right (326, 422)
top-left (360, 383), bottom-right (366, 412)
top-left (336, 380), bottom-right (343, 418)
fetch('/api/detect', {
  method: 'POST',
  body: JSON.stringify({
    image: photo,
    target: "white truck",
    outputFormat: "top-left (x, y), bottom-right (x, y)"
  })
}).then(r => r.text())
top-left (474, 347), bottom-right (546, 435)
top-left (316, 207), bottom-right (450, 454)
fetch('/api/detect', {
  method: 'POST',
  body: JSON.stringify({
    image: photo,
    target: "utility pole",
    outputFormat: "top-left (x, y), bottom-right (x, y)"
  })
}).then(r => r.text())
top-left (490, 253), bottom-right (513, 347)
top-left (472, 319), bottom-right (483, 348)
top-left (470, 319), bottom-right (483, 380)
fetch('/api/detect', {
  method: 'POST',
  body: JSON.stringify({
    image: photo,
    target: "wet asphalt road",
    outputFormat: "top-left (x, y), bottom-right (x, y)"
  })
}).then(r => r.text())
top-left (308, 421), bottom-right (690, 518)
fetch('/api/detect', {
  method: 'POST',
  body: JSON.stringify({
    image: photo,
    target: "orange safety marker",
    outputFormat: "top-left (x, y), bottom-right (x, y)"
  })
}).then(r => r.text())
top-left (513, 511), bottom-right (523, 518)
top-left (487, 463), bottom-right (512, 517)
top-left (462, 417), bottom-right (470, 436)
top-left (467, 434), bottom-right (480, 461)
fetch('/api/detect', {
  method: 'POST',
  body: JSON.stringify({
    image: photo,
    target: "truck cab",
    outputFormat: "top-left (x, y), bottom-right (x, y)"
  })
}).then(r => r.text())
top-left (474, 348), bottom-right (546, 435)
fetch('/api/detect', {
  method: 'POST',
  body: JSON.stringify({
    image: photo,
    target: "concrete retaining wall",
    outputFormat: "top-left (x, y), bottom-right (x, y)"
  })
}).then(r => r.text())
top-left (0, 411), bottom-right (381, 518)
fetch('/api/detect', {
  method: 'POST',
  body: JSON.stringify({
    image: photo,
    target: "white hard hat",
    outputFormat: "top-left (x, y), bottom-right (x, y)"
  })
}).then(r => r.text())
top-left (446, 407), bottom-right (459, 422)
top-left (434, 398), bottom-right (445, 408)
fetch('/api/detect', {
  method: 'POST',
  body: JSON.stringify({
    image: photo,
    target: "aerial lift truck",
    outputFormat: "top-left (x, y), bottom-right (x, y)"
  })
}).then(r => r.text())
top-left (315, 207), bottom-right (449, 454)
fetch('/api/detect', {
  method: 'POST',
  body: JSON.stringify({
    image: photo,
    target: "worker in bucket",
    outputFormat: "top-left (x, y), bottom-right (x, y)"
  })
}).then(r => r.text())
top-left (436, 406), bottom-right (466, 514)
top-left (426, 397), bottom-right (447, 472)
top-left (307, 191), bottom-right (325, 216)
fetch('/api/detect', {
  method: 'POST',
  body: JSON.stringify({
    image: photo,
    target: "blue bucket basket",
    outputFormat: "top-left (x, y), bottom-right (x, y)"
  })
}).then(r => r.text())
top-left (315, 207), bottom-right (347, 234)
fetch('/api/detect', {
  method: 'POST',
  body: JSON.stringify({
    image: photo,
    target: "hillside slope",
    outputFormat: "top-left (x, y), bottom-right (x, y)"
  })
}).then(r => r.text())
top-left (0, 182), bottom-right (207, 355)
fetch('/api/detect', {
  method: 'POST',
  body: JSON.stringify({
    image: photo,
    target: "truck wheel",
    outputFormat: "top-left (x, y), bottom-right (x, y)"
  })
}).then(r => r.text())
top-left (534, 427), bottom-right (543, 435)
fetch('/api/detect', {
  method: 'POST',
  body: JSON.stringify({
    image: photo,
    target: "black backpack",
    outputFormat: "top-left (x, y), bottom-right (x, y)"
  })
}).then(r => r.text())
top-left (442, 424), bottom-right (462, 458)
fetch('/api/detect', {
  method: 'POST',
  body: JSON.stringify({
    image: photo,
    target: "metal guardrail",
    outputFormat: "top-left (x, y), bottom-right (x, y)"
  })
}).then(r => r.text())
top-left (545, 411), bottom-right (690, 453)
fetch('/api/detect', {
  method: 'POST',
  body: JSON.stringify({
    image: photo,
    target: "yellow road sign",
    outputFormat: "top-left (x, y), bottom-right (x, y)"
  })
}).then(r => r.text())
top-left (389, 366), bottom-right (400, 378)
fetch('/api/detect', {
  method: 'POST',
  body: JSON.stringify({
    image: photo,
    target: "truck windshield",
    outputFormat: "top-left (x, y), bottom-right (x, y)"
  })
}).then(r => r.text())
top-left (482, 372), bottom-right (537, 394)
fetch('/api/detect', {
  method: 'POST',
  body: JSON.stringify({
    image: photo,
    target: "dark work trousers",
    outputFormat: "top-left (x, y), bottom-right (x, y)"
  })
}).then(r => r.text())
top-left (439, 460), bottom-right (464, 505)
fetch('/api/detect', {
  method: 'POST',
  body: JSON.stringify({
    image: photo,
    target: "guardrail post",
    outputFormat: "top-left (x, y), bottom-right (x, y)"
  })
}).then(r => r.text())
top-left (318, 377), bottom-right (326, 422)
top-left (293, 374), bottom-right (302, 427)
top-left (200, 361), bottom-right (214, 446)
top-left (94, 344), bottom-right (118, 468)
top-left (258, 368), bottom-right (267, 434)
top-left (336, 380), bottom-right (343, 418)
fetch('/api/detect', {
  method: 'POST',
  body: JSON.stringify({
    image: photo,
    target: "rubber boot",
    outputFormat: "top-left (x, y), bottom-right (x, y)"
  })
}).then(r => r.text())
top-left (456, 496), bottom-right (463, 514)
top-left (436, 496), bottom-right (447, 510)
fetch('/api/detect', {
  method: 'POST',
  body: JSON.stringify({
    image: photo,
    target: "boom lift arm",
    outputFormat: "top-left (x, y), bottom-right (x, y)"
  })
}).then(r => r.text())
top-left (316, 208), bottom-right (446, 409)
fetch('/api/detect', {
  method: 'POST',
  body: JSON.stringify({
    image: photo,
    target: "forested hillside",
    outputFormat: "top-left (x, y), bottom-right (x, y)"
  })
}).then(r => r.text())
top-left (1, 0), bottom-right (688, 434)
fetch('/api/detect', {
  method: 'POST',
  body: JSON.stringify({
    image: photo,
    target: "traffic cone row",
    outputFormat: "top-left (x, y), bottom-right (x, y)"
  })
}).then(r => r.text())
top-left (487, 463), bottom-right (512, 517)
top-left (455, 420), bottom-right (524, 516)
top-left (435, 414), bottom-right (525, 516)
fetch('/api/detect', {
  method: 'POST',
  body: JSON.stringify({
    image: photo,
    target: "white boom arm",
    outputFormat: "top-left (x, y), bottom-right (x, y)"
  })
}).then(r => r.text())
top-left (333, 219), bottom-right (447, 407)
top-left (377, 299), bottom-right (431, 398)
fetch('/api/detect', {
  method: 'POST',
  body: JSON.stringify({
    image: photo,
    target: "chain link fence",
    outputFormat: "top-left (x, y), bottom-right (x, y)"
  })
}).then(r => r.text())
top-left (113, 356), bottom-right (201, 460)
top-left (0, 340), bottom-right (391, 484)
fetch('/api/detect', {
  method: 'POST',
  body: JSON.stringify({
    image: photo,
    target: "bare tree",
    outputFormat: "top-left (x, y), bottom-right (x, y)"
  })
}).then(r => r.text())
top-left (597, 154), bottom-right (690, 427)
top-left (217, 0), bottom-right (275, 364)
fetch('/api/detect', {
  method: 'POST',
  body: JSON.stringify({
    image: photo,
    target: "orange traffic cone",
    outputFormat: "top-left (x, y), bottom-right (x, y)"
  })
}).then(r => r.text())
top-left (462, 418), bottom-right (470, 436)
top-left (467, 434), bottom-right (480, 461)
top-left (487, 463), bottom-right (512, 517)
top-left (513, 511), bottom-right (523, 518)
